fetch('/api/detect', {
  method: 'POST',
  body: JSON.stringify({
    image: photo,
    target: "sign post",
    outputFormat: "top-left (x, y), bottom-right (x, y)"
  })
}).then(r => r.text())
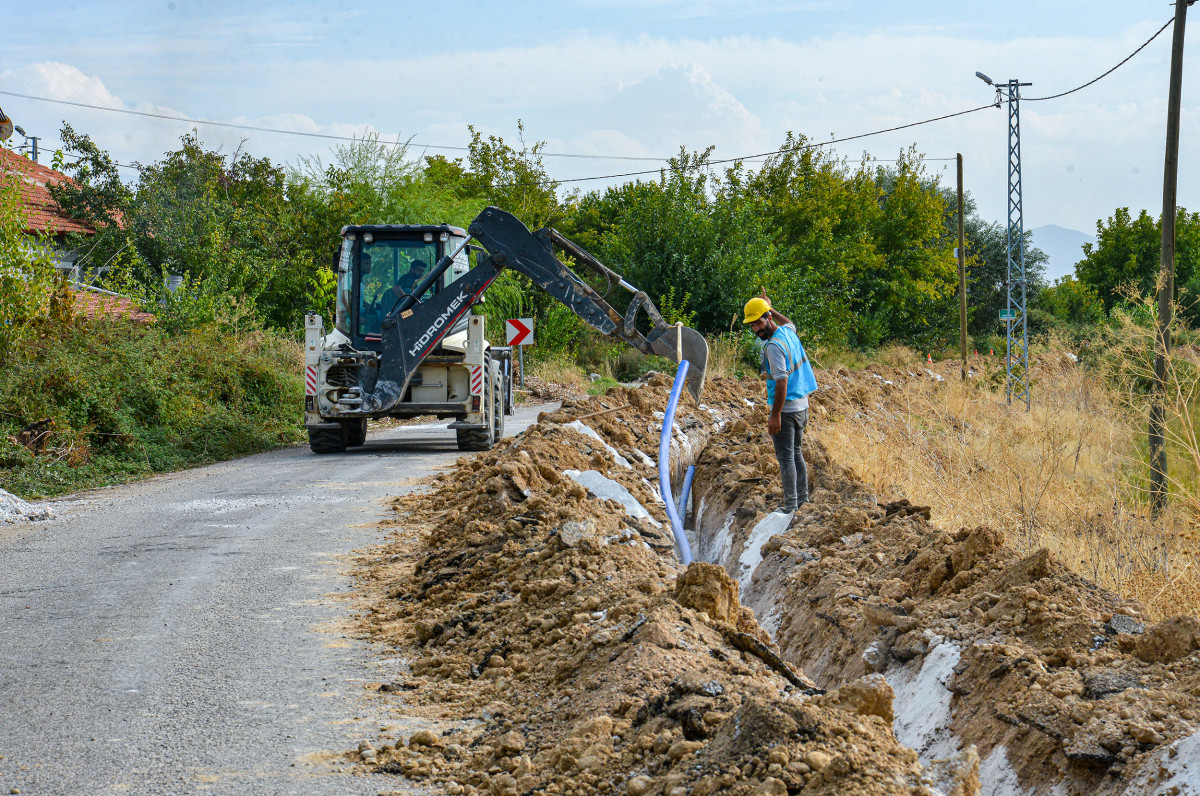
top-left (506, 318), bottom-right (534, 389)
top-left (999, 309), bottom-right (1016, 323)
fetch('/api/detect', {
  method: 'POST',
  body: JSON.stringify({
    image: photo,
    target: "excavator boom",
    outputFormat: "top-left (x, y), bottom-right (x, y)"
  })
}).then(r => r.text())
top-left (468, 207), bottom-right (708, 400)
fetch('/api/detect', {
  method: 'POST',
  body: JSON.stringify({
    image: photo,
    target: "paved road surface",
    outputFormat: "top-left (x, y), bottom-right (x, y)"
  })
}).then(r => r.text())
top-left (0, 404), bottom-right (549, 796)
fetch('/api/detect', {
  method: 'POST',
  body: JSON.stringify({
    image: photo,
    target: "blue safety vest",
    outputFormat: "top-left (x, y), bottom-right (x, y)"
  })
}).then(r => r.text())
top-left (763, 325), bottom-right (818, 406)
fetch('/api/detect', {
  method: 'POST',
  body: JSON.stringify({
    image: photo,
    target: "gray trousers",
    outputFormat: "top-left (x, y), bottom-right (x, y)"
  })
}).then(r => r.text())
top-left (771, 409), bottom-right (809, 510)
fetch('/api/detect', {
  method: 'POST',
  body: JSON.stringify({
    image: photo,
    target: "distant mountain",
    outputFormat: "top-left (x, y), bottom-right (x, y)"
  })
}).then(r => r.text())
top-left (1029, 224), bottom-right (1095, 283)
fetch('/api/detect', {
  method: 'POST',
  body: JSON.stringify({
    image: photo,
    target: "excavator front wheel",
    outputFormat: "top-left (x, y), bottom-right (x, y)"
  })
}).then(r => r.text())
top-left (457, 363), bottom-right (501, 451)
top-left (344, 418), bottom-right (368, 447)
top-left (308, 424), bottom-right (347, 454)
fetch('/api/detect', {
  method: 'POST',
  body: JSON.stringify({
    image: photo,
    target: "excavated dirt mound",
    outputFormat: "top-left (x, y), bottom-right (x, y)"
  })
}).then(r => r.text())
top-left (354, 377), bottom-right (975, 795)
top-left (354, 359), bottom-right (1199, 796)
top-left (689, 371), bottom-right (1200, 795)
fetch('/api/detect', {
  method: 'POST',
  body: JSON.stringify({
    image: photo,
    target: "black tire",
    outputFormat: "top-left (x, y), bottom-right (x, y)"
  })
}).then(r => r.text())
top-left (456, 427), bottom-right (491, 451)
top-left (308, 424), bottom-right (347, 454)
top-left (492, 377), bottom-right (505, 441)
top-left (457, 364), bottom-right (498, 451)
top-left (344, 418), bottom-right (368, 447)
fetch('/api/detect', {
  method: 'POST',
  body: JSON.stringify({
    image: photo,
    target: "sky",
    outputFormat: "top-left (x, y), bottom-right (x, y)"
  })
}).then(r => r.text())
top-left (2, 1), bottom-right (1197, 237)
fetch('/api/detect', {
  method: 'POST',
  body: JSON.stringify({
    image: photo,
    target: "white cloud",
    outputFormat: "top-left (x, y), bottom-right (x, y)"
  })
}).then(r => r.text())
top-left (5, 62), bottom-right (124, 108)
top-left (2, 12), bottom-right (1195, 234)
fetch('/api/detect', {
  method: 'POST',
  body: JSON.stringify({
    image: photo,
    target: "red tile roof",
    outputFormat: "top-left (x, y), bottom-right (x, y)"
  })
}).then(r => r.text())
top-left (72, 288), bottom-right (155, 324)
top-left (0, 147), bottom-right (96, 236)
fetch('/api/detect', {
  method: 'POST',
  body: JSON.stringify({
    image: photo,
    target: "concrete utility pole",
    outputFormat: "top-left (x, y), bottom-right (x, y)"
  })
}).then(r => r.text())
top-left (1150, 0), bottom-right (1194, 515)
top-left (958, 154), bottom-right (968, 381)
top-left (18, 135), bottom-right (39, 163)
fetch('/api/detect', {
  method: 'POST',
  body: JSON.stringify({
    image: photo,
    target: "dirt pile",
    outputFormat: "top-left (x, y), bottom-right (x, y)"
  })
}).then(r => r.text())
top-left (354, 355), bottom-right (1198, 795)
top-left (520, 375), bottom-right (588, 403)
top-left (689, 399), bottom-right (1200, 795)
top-left (354, 378), bottom-right (972, 795)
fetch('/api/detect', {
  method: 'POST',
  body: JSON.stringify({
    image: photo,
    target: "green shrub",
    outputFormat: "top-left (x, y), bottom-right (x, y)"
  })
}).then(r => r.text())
top-left (0, 315), bottom-right (304, 498)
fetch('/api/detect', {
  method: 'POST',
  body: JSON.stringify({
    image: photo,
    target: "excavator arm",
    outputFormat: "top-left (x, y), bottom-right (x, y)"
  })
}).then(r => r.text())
top-left (468, 207), bottom-right (708, 400)
top-left (356, 206), bottom-right (708, 415)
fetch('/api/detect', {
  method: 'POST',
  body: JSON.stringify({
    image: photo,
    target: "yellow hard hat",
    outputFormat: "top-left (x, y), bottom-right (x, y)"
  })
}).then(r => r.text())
top-left (743, 297), bottom-right (770, 324)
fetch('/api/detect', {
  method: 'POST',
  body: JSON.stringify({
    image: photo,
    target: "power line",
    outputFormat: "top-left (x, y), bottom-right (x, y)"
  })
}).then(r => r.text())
top-left (545, 104), bottom-right (996, 185)
top-left (34, 104), bottom-right (976, 190)
top-left (1, 14), bottom-right (1176, 185)
top-left (1, 90), bottom-right (993, 185)
top-left (546, 14), bottom-right (1179, 185)
top-left (0, 88), bottom-right (669, 163)
top-left (1025, 17), bottom-right (1174, 101)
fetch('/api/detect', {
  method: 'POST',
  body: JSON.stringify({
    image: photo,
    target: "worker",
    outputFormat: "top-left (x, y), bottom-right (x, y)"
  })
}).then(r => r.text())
top-left (743, 291), bottom-right (818, 513)
top-left (394, 260), bottom-right (429, 297)
top-left (380, 259), bottom-right (429, 316)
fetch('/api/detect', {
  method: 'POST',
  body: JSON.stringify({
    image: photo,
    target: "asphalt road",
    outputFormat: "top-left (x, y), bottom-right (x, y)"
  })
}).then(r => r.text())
top-left (0, 404), bottom-right (549, 796)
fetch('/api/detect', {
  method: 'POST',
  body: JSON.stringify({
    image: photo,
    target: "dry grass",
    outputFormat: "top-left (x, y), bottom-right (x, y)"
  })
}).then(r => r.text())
top-left (526, 351), bottom-right (590, 392)
top-left (814, 351), bottom-right (1200, 621)
top-left (706, 334), bottom-right (748, 380)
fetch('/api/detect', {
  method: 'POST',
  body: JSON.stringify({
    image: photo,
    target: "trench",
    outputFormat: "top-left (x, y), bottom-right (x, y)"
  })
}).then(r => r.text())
top-left (684, 459), bottom-right (972, 780)
top-left (662, 412), bottom-right (1198, 796)
top-left (359, 374), bottom-right (1200, 796)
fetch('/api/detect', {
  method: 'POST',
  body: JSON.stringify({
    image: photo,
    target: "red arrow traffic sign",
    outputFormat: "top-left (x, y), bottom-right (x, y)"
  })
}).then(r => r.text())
top-left (506, 318), bottom-right (534, 346)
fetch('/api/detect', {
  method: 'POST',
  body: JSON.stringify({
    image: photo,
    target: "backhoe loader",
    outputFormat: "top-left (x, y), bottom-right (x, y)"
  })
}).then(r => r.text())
top-left (303, 207), bottom-right (708, 453)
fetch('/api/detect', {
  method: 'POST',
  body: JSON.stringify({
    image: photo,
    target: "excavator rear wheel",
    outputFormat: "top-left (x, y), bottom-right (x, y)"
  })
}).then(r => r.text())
top-left (308, 425), bottom-right (347, 454)
top-left (491, 379), bottom-right (505, 441)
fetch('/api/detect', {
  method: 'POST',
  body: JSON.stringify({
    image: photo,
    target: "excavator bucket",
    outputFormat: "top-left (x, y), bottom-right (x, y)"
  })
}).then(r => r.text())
top-left (648, 324), bottom-right (709, 402)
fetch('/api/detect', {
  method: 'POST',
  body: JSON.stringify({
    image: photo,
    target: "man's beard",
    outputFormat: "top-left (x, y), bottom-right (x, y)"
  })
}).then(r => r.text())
top-left (755, 326), bottom-right (771, 340)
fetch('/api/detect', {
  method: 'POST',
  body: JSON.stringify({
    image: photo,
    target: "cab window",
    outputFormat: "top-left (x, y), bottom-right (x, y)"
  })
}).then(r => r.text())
top-left (357, 238), bottom-right (439, 337)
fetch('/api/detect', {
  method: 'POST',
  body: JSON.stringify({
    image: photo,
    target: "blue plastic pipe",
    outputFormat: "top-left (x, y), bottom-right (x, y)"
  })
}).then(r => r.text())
top-left (677, 465), bottom-right (695, 519)
top-left (658, 361), bottom-right (694, 566)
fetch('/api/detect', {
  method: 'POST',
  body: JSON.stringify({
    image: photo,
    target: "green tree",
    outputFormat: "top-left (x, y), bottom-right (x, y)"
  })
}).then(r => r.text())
top-left (0, 155), bottom-right (61, 358)
top-left (1075, 207), bottom-right (1200, 320)
top-left (48, 123), bottom-right (141, 285)
top-left (120, 133), bottom-right (308, 328)
top-left (736, 138), bottom-right (865, 346)
top-left (860, 151), bottom-right (957, 350)
top-left (959, 216), bottom-right (1048, 338)
top-left (466, 121), bottom-right (562, 229)
top-left (560, 147), bottom-right (782, 341)
top-left (1034, 276), bottom-right (1105, 326)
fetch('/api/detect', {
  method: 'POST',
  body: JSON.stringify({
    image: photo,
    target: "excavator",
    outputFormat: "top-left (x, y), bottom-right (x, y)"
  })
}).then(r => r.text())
top-left (302, 206), bottom-right (709, 453)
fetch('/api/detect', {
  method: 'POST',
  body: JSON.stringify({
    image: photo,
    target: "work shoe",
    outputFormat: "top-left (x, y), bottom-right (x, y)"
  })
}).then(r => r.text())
top-left (775, 505), bottom-right (797, 514)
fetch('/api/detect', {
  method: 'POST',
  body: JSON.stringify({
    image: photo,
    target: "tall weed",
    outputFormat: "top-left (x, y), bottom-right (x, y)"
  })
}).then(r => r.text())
top-left (815, 340), bottom-right (1200, 620)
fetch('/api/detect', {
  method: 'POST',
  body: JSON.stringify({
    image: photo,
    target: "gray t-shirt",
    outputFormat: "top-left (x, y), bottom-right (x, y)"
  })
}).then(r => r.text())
top-left (763, 322), bottom-right (808, 413)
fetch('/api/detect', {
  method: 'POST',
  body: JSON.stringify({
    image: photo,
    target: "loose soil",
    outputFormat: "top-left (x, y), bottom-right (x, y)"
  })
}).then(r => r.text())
top-left (352, 363), bottom-right (1200, 796)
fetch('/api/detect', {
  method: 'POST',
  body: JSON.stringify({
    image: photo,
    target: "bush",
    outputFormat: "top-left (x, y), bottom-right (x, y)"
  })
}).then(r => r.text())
top-left (1035, 277), bottom-right (1106, 327)
top-left (0, 315), bottom-right (304, 498)
top-left (0, 162), bottom-right (60, 359)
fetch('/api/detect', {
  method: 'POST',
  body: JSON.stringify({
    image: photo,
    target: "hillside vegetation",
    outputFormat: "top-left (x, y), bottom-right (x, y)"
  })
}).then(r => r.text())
top-left (0, 314), bottom-right (303, 498)
top-left (4, 119), bottom-right (1198, 514)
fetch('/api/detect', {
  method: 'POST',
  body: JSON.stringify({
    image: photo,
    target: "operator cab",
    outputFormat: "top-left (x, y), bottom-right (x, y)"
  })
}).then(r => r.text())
top-left (334, 224), bottom-right (470, 350)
